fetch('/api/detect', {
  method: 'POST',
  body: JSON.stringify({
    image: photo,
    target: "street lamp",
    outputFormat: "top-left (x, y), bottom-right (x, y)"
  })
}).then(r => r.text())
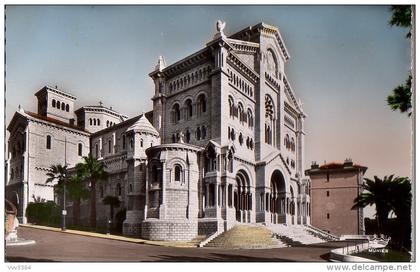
top-left (62, 136), bottom-right (68, 231)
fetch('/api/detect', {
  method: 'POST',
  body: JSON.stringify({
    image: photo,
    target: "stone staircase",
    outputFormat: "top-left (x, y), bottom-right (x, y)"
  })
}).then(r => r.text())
top-left (268, 224), bottom-right (330, 245)
top-left (205, 225), bottom-right (286, 249)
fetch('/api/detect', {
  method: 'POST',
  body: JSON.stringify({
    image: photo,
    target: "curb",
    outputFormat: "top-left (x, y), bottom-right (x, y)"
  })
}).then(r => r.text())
top-left (20, 224), bottom-right (197, 248)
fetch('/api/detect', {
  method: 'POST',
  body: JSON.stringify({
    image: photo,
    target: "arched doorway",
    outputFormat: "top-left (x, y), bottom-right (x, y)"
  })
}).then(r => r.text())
top-left (234, 170), bottom-right (251, 223)
top-left (270, 170), bottom-right (286, 224)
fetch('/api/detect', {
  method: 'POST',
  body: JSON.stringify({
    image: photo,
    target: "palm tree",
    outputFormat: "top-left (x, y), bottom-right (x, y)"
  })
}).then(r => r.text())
top-left (352, 175), bottom-right (395, 235)
top-left (102, 195), bottom-right (121, 226)
top-left (77, 154), bottom-right (107, 228)
top-left (389, 177), bottom-right (412, 249)
top-left (46, 164), bottom-right (68, 206)
top-left (66, 171), bottom-right (90, 226)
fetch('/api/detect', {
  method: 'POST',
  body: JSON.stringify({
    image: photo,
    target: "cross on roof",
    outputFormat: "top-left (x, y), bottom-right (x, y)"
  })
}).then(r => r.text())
top-left (99, 101), bottom-right (103, 106)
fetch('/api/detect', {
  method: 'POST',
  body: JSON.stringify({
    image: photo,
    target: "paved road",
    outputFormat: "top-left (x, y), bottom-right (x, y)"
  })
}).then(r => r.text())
top-left (6, 227), bottom-right (348, 262)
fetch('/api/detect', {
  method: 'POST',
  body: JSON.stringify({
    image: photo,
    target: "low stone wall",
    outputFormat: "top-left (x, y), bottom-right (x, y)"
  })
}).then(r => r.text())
top-left (329, 241), bottom-right (375, 262)
top-left (198, 219), bottom-right (218, 236)
top-left (123, 222), bottom-right (142, 237)
top-left (141, 219), bottom-right (198, 241)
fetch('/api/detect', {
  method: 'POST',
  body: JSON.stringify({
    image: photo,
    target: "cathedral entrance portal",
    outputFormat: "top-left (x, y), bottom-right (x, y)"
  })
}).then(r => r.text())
top-left (234, 170), bottom-right (251, 223)
top-left (270, 170), bottom-right (286, 224)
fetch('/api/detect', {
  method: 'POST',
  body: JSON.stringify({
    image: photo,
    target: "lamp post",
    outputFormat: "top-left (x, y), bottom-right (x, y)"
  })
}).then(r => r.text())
top-left (62, 136), bottom-right (67, 231)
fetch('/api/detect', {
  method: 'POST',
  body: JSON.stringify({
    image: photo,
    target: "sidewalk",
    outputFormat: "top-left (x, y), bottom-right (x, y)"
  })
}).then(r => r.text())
top-left (20, 224), bottom-right (199, 248)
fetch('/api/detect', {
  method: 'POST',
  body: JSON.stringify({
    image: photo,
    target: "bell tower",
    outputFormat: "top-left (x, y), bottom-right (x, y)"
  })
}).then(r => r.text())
top-left (149, 56), bottom-right (166, 141)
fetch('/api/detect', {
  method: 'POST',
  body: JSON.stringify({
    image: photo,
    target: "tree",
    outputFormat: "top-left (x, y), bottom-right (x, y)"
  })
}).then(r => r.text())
top-left (77, 154), bottom-right (108, 228)
top-left (389, 177), bottom-right (412, 250)
top-left (102, 195), bottom-right (121, 226)
top-left (387, 75), bottom-right (412, 116)
top-left (46, 164), bottom-right (68, 206)
top-left (387, 5), bottom-right (412, 116)
top-left (66, 169), bottom-right (90, 226)
top-left (352, 175), bottom-right (395, 234)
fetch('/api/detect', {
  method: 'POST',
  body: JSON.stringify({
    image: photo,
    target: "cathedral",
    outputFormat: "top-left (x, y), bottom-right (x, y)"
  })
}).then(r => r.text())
top-left (6, 21), bottom-right (311, 241)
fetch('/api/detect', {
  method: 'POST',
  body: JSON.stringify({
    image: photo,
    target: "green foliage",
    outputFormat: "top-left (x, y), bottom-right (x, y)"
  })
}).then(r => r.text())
top-left (76, 154), bottom-right (108, 228)
top-left (354, 176), bottom-right (412, 249)
top-left (46, 164), bottom-right (68, 198)
top-left (389, 5), bottom-right (412, 38)
top-left (102, 195), bottom-right (121, 207)
top-left (67, 174), bottom-right (90, 202)
top-left (387, 75), bottom-right (412, 116)
top-left (26, 201), bottom-right (61, 226)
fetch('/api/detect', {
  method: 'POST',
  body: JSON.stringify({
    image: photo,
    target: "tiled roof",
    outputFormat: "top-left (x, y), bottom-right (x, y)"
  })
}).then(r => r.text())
top-left (24, 111), bottom-right (89, 133)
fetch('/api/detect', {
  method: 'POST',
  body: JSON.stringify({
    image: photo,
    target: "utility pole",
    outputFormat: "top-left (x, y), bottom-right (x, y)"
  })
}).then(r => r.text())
top-left (62, 136), bottom-right (67, 231)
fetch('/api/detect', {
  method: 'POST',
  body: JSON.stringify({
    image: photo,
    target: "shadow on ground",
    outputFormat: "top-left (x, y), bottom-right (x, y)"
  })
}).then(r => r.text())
top-left (152, 253), bottom-right (293, 262)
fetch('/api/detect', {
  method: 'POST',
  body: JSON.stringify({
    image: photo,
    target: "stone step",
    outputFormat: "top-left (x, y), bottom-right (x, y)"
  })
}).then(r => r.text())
top-left (205, 225), bottom-right (285, 249)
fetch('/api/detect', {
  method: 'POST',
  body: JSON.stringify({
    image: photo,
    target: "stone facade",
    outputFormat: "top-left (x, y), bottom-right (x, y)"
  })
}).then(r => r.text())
top-left (305, 159), bottom-right (367, 236)
top-left (6, 21), bottom-right (312, 241)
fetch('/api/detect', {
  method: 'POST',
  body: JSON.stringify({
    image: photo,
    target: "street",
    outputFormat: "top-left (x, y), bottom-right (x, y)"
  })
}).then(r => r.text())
top-left (6, 227), bottom-right (347, 262)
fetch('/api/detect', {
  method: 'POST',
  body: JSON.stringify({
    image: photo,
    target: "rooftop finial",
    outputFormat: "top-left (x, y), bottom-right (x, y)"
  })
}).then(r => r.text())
top-left (99, 101), bottom-right (103, 106)
top-left (155, 56), bottom-right (166, 72)
top-left (215, 20), bottom-right (226, 38)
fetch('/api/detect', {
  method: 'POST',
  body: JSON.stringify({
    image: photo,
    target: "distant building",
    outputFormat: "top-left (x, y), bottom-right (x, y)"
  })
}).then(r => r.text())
top-left (305, 159), bottom-right (367, 236)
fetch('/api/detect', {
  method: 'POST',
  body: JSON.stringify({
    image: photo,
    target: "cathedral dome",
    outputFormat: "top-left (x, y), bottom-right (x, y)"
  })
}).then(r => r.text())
top-left (126, 114), bottom-right (159, 137)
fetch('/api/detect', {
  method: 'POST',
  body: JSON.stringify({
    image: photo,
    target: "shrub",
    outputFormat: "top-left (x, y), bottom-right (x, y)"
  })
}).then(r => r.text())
top-left (26, 201), bottom-right (61, 226)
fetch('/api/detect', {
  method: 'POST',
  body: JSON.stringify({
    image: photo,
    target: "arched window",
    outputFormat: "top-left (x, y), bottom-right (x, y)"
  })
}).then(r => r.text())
top-left (247, 109), bottom-right (254, 128)
top-left (116, 183), bottom-right (122, 196)
top-left (239, 133), bottom-right (243, 145)
top-left (61, 103), bottom-right (65, 110)
top-left (108, 139), bottom-right (112, 153)
top-left (97, 119), bottom-right (100, 126)
top-left (265, 95), bottom-right (274, 119)
top-left (93, 119), bottom-right (97, 126)
top-left (197, 94), bottom-right (206, 113)
top-left (196, 127), bottom-right (201, 140)
top-left (78, 143), bottom-right (83, 156)
top-left (56, 101), bottom-right (61, 109)
top-left (238, 102), bottom-right (244, 123)
top-left (122, 134), bottom-right (126, 149)
top-left (52, 99), bottom-right (56, 107)
top-left (46, 135), bottom-right (51, 150)
top-left (152, 165), bottom-right (158, 183)
top-left (89, 118), bottom-right (92, 126)
top-left (230, 128), bottom-right (235, 141)
top-left (65, 104), bottom-right (69, 112)
top-left (174, 164), bottom-right (182, 182)
top-left (186, 130), bottom-right (191, 143)
top-left (228, 96), bottom-right (234, 117)
top-left (140, 138), bottom-right (144, 147)
top-left (130, 137), bottom-right (134, 149)
top-left (107, 121), bottom-right (109, 127)
top-left (185, 99), bottom-right (193, 119)
top-left (100, 186), bottom-right (104, 198)
top-left (172, 103), bottom-right (180, 123)
top-left (201, 126), bottom-right (206, 139)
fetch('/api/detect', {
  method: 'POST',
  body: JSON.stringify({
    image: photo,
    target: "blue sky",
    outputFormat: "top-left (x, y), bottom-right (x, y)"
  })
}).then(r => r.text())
top-left (5, 5), bottom-right (412, 187)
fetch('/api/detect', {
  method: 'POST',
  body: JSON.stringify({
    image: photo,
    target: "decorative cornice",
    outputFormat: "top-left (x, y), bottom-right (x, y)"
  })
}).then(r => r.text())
top-left (227, 52), bottom-right (259, 83)
top-left (265, 72), bottom-right (281, 93)
top-left (226, 38), bottom-right (260, 53)
top-left (154, 48), bottom-right (211, 79)
top-left (282, 75), bottom-right (300, 110)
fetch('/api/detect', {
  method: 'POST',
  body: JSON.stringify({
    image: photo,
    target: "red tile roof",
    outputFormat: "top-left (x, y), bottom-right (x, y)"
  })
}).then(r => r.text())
top-left (24, 111), bottom-right (89, 133)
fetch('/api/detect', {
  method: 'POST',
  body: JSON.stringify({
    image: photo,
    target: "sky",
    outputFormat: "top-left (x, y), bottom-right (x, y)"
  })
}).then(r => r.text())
top-left (5, 6), bottom-right (412, 194)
